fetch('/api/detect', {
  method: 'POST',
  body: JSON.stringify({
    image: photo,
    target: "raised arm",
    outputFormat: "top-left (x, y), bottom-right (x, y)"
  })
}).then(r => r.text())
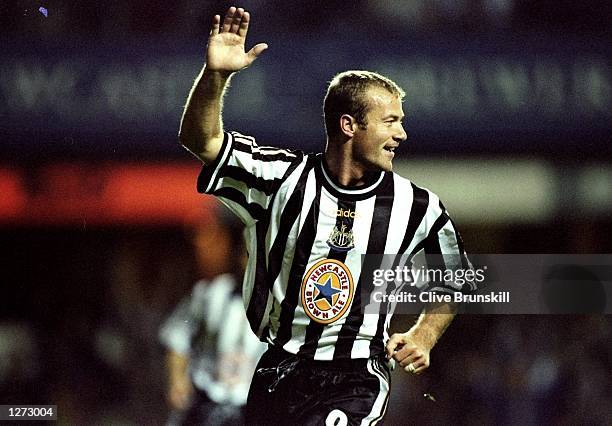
top-left (179, 6), bottom-right (268, 163)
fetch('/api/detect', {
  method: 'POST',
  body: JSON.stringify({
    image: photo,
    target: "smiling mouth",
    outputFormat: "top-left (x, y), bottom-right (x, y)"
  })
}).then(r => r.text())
top-left (383, 147), bottom-right (396, 153)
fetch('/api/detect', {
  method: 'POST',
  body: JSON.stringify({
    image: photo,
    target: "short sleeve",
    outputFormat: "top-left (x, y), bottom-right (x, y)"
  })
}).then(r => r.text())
top-left (197, 131), bottom-right (303, 226)
top-left (410, 196), bottom-right (477, 295)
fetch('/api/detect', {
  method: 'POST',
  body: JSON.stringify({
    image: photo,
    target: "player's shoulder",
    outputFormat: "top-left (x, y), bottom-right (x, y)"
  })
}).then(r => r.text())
top-left (390, 171), bottom-right (443, 210)
top-left (390, 171), bottom-right (435, 195)
top-left (228, 130), bottom-right (305, 161)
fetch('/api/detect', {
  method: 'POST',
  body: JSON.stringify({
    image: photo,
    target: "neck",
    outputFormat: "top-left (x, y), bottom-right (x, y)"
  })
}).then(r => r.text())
top-left (324, 137), bottom-right (370, 187)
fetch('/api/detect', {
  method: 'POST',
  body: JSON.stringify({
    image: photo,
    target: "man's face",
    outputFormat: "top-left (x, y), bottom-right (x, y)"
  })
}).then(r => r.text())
top-left (351, 87), bottom-right (407, 173)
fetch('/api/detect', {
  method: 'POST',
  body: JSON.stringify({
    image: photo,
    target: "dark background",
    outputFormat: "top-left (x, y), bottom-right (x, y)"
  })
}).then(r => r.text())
top-left (1, 1), bottom-right (611, 424)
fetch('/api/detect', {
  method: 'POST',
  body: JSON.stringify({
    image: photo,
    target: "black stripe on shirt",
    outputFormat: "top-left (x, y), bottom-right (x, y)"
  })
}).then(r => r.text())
top-left (197, 132), bottom-right (231, 194)
top-left (440, 200), bottom-right (470, 270)
top-left (232, 137), bottom-right (297, 162)
top-left (267, 156), bottom-right (319, 286)
top-left (298, 197), bottom-right (356, 358)
top-left (246, 156), bottom-right (310, 337)
top-left (398, 183), bottom-right (430, 255)
top-left (233, 133), bottom-right (294, 153)
top-left (212, 187), bottom-right (267, 222)
top-left (246, 217), bottom-right (272, 334)
top-left (409, 204), bottom-right (450, 259)
top-left (413, 200), bottom-right (474, 292)
top-left (333, 172), bottom-right (395, 360)
top-left (273, 179), bottom-right (322, 348)
top-left (370, 182), bottom-right (429, 355)
top-left (222, 165), bottom-right (283, 195)
top-left (419, 210), bottom-right (449, 291)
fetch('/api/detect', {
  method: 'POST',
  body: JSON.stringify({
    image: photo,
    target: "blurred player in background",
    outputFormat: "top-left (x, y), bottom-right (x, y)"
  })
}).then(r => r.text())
top-left (178, 6), bottom-right (475, 425)
top-left (159, 205), bottom-right (266, 426)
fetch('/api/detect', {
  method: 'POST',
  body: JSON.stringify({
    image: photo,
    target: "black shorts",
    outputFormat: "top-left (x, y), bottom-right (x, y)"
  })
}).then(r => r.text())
top-left (246, 346), bottom-right (391, 426)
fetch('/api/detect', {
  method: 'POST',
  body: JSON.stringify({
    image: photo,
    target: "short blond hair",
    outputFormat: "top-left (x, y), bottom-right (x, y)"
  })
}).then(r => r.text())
top-left (323, 70), bottom-right (405, 138)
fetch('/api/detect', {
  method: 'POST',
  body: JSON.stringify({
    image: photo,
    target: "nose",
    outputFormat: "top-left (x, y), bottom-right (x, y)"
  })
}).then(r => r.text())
top-left (394, 124), bottom-right (408, 142)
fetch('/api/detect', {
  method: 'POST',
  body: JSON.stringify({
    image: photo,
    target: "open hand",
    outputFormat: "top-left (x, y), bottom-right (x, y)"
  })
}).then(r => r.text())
top-left (206, 6), bottom-right (268, 74)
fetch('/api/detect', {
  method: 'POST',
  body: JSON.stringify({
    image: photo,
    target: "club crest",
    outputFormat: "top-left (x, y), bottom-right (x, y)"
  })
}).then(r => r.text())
top-left (301, 259), bottom-right (354, 324)
top-left (326, 223), bottom-right (355, 251)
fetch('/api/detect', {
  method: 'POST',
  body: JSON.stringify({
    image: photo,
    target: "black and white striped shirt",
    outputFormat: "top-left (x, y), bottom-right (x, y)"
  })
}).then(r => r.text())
top-left (197, 131), bottom-right (473, 360)
top-left (159, 274), bottom-right (267, 405)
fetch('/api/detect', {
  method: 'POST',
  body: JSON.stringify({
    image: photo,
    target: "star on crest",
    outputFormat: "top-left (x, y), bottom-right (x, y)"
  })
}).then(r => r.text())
top-left (313, 276), bottom-right (341, 306)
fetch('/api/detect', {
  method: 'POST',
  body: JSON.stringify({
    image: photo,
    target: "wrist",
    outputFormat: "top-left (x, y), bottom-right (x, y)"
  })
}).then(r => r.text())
top-left (406, 325), bottom-right (438, 351)
top-left (202, 67), bottom-right (234, 80)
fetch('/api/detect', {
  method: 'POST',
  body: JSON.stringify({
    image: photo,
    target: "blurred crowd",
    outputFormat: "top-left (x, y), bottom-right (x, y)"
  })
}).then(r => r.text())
top-left (2, 0), bottom-right (610, 40)
top-left (388, 315), bottom-right (611, 425)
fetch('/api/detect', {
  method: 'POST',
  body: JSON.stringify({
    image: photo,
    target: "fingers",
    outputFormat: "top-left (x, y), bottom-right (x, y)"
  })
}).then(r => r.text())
top-left (385, 333), bottom-right (406, 358)
top-left (398, 351), bottom-right (424, 368)
top-left (388, 336), bottom-right (418, 362)
top-left (207, 6), bottom-right (267, 71)
top-left (403, 356), bottom-right (429, 374)
top-left (394, 344), bottom-right (418, 362)
top-left (219, 6), bottom-right (249, 37)
top-left (399, 351), bottom-right (430, 375)
top-left (210, 14), bottom-right (220, 36)
top-left (230, 8), bottom-right (244, 33)
top-left (413, 360), bottom-right (429, 374)
top-left (246, 43), bottom-right (268, 63)
top-left (386, 333), bottom-right (431, 374)
top-left (221, 6), bottom-right (236, 33)
top-left (238, 11), bottom-right (250, 37)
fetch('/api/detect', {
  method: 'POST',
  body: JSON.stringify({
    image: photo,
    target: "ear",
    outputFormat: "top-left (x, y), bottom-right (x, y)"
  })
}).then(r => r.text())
top-left (339, 114), bottom-right (358, 138)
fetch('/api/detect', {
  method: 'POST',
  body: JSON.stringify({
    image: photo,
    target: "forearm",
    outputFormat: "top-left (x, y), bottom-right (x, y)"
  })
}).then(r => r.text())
top-left (407, 302), bottom-right (457, 350)
top-left (179, 68), bottom-right (232, 163)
